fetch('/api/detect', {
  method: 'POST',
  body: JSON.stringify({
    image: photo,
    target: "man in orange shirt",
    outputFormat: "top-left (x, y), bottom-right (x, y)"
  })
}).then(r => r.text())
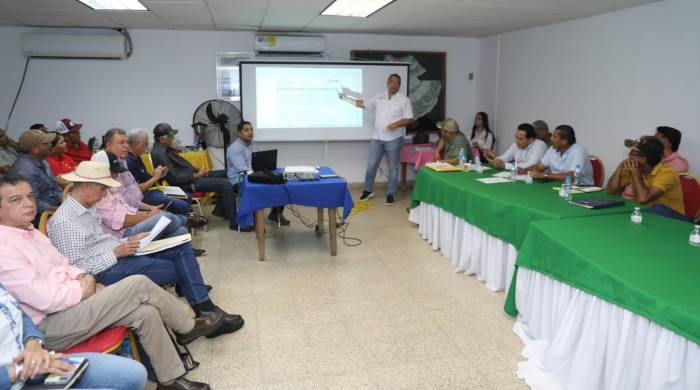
top-left (606, 136), bottom-right (685, 215)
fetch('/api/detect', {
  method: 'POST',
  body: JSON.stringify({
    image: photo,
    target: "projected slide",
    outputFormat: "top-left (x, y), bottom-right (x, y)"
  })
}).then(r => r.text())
top-left (256, 67), bottom-right (363, 129)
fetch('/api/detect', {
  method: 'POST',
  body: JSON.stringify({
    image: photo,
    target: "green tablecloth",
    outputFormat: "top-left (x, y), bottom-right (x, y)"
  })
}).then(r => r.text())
top-left (504, 213), bottom-right (700, 345)
top-left (410, 167), bottom-right (637, 249)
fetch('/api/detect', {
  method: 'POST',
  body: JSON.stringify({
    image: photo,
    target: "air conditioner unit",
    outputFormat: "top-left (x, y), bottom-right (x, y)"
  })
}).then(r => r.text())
top-left (21, 33), bottom-right (128, 59)
top-left (254, 35), bottom-right (325, 55)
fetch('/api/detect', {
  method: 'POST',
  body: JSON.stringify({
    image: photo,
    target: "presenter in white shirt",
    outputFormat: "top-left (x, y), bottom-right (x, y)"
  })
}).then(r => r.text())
top-left (483, 123), bottom-right (548, 171)
top-left (341, 74), bottom-right (414, 206)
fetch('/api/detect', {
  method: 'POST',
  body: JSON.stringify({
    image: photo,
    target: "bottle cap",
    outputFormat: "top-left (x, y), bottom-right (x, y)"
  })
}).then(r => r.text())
top-left (634, 207), bottom-right (640, 210)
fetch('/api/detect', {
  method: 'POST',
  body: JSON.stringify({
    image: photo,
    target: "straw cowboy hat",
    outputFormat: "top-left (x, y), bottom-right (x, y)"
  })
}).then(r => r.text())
top-left (61, 161), bottom-right (121, 187)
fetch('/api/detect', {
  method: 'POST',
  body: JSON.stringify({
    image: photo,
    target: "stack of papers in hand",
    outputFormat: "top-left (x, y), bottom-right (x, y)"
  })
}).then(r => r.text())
top-left (156, 185), bottom-right (188, 198)
top-left (137, 234), bottom-right (192, 256)
top-left (425, 162), bottom-right (462, 172)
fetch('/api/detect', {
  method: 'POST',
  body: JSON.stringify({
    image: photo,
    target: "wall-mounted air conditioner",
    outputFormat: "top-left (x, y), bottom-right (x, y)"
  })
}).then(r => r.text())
top-left (254, 34), bottom-right (325, 55)
top-left (21, 33), bottom-right (128, 59)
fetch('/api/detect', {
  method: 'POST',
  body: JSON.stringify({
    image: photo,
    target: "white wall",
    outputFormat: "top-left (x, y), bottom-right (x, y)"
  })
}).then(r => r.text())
top-left (0, 27), bottom-right (481, 184)
top-left (485, 0), bottom-right (700, 180)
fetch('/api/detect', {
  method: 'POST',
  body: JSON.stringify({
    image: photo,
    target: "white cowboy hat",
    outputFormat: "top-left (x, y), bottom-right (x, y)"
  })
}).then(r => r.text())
top-left (61, 161), bottom-right (121, 187)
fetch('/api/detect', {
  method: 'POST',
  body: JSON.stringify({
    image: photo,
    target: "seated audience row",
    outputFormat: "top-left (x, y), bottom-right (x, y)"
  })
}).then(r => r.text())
top-left (1, 281), bottom-right (147, 390)
top-left (0, 175), bottom-right (223, 389)
top-left (436, 118), bottom-right (690, 216)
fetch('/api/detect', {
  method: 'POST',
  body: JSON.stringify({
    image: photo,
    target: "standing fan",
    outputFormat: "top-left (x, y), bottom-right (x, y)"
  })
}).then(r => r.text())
top-left (192, 99), bottom-right (241, 168)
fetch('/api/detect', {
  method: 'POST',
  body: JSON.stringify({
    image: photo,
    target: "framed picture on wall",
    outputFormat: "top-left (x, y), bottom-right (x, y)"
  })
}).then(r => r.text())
top-left (350, 50), bottom-right (446, 134)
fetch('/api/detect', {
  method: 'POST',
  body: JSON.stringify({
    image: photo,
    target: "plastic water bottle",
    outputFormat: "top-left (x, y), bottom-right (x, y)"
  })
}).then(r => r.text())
top-left (630, 207), bottom-right (643, 224)
top-left (689, 225), bottom-right (700, 247)
top-left (573, 164), bottom-right (582, 187)
top-left (474, 154), bottom-right (483, 173)
top-left (525, 171), bottom-right (533, 184)
top-left (560, 176), bottom-right (573, 201)
top-left (510, 161), bottom-right (518, 180)
top-left (458, 148), bottom-right (466, 169)
top-left (471, 146), bottom-right (480, 162)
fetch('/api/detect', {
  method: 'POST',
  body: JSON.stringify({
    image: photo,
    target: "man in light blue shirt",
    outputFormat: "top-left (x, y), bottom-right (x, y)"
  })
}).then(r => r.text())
top-left (226, 121), bottom-right (288, 228)
top-left (484, 123), bottom-right (547, 170)
top-left (529, 125), bottom-right (594, 185)
top-left (226, 122), bottom-right (258, 186)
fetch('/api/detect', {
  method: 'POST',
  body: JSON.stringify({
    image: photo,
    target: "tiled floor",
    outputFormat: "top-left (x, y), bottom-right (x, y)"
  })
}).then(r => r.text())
top-left (180, 189), bottom-right (528, 389)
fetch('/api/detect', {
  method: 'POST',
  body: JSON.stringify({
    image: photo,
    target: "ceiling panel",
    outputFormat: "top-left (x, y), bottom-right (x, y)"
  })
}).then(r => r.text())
top-left (304, 15), bottom-right (362, 32)
top-left (104, 10), bottom-right (170, 28)
top-left (18, 0), bottom-right (88, 11)
top-left (0, 0), bottom-right (659, 37)
top-left (144, 0), bottom-right (213, 29)
top-left (206, 1), bottom-right (267, 29)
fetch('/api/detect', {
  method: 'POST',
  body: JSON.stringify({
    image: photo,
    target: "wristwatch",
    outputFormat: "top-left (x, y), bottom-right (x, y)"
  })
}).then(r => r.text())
top-left (24, 336), bottom-right (44, 347)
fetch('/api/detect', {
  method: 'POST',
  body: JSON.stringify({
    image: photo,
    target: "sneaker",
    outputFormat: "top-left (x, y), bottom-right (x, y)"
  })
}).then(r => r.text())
top-left (385, 194), bottom-right (395, 206)
top-left (359, 191), bottom-right (373, 201)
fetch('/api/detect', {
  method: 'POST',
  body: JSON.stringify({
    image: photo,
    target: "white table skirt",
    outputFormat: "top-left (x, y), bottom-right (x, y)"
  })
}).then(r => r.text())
top-left (409, 203), bottom-right (517, 292)
top-left (513, 267), bottom-right (700, 390)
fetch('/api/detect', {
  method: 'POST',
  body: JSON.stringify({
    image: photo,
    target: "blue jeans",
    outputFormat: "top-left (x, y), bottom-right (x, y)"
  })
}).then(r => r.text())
top-left (96, 243), bottom-right (209, 306)
top-left (193, 170), bottom-right (236, 224)
top-left (124, 211), bottom-right (188, 239)
top-left (70, 352), bottom-right (147, 390)
top-left (648, 203), bottom-right (691, 222)
top-left (143, 189), bottom-right (192, 216)
top-left (364, 137), bottom-right (404, 196)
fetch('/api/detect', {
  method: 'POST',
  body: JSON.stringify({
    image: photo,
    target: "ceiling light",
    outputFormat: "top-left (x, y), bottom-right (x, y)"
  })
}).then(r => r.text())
top-left (77, 0), bottom-right (148, 11)
top-left (321, 0), bottom-right (395, 18)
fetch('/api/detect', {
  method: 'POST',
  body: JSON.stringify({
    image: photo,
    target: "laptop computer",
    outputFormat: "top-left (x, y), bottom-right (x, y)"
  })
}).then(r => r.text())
top-left (252, 149), bottom-right (277, 172)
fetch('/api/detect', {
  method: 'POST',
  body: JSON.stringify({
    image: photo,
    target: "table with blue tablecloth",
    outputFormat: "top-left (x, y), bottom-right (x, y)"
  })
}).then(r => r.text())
top-left (237, 166), bottom-right (354, 260)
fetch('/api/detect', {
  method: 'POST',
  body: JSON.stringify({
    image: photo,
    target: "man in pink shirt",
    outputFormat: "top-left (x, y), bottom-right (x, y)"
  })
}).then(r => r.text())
top-left (0, 175), bottom-right (222, 390)
top-left (95, 150), bottom-right (187, 240)
top-left (655, 126), bottom-right (689, 173)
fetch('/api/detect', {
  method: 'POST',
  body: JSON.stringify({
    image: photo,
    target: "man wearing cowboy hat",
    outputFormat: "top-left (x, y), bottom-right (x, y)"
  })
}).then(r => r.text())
top-left (49, 161), bottom-right (245, 341)
top-left (8, 129), bottom-right (62, 223)
top-left (0, 172), bottom-right (223, 390)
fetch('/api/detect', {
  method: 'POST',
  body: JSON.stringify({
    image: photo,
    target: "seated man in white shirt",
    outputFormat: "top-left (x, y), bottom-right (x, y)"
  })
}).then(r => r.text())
top-left (483, 123), bottom-right (547, 171)
top-left (528, 124), bottom-right (594, 185)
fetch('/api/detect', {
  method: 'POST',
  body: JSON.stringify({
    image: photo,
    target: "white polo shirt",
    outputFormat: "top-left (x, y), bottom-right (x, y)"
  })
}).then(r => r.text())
top-left (364, 91), bottom-right (413, 142)
top-left (496, 138), bottom-right (548, 169)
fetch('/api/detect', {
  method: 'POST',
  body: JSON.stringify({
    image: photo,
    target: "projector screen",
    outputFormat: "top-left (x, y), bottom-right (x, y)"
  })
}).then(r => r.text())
top-left (240, 61), bottom-right (410, 141)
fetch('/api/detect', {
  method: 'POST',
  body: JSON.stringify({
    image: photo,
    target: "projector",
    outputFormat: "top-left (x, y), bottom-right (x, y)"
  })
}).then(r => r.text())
top-left (283, 166), bottom-right (318, 181)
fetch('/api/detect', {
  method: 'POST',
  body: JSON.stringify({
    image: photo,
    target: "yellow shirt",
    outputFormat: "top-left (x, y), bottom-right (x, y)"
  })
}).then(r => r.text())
top-left (621, 162), bottom-right (685, 215)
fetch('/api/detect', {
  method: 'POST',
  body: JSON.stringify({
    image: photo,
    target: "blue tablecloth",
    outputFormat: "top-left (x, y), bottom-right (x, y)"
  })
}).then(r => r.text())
top-left (237, 166), bottom-right (355, 227)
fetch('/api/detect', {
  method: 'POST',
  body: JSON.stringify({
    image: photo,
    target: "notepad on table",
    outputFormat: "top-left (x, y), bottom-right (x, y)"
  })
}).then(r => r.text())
top-left (569, 198), bottom-right (625, 209)
top-left (477, 177), bottom-right (512, 184)
top-left (425, 162), bottom-right (463, 172)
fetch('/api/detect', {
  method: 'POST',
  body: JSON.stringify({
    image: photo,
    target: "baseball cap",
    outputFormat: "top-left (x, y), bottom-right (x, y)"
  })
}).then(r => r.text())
top-left (61, 161), bottom-right (121, 188)
top-left (437, 118), bottom-right (460, 133)
top-left (56, 119), bottom-right (82, 135)
top-left (18, 129), bottom-right (56, 152)
top-left (91, 150), bottom-right (127, 173)
top-left (153, 123), bottom-right (179, 138)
